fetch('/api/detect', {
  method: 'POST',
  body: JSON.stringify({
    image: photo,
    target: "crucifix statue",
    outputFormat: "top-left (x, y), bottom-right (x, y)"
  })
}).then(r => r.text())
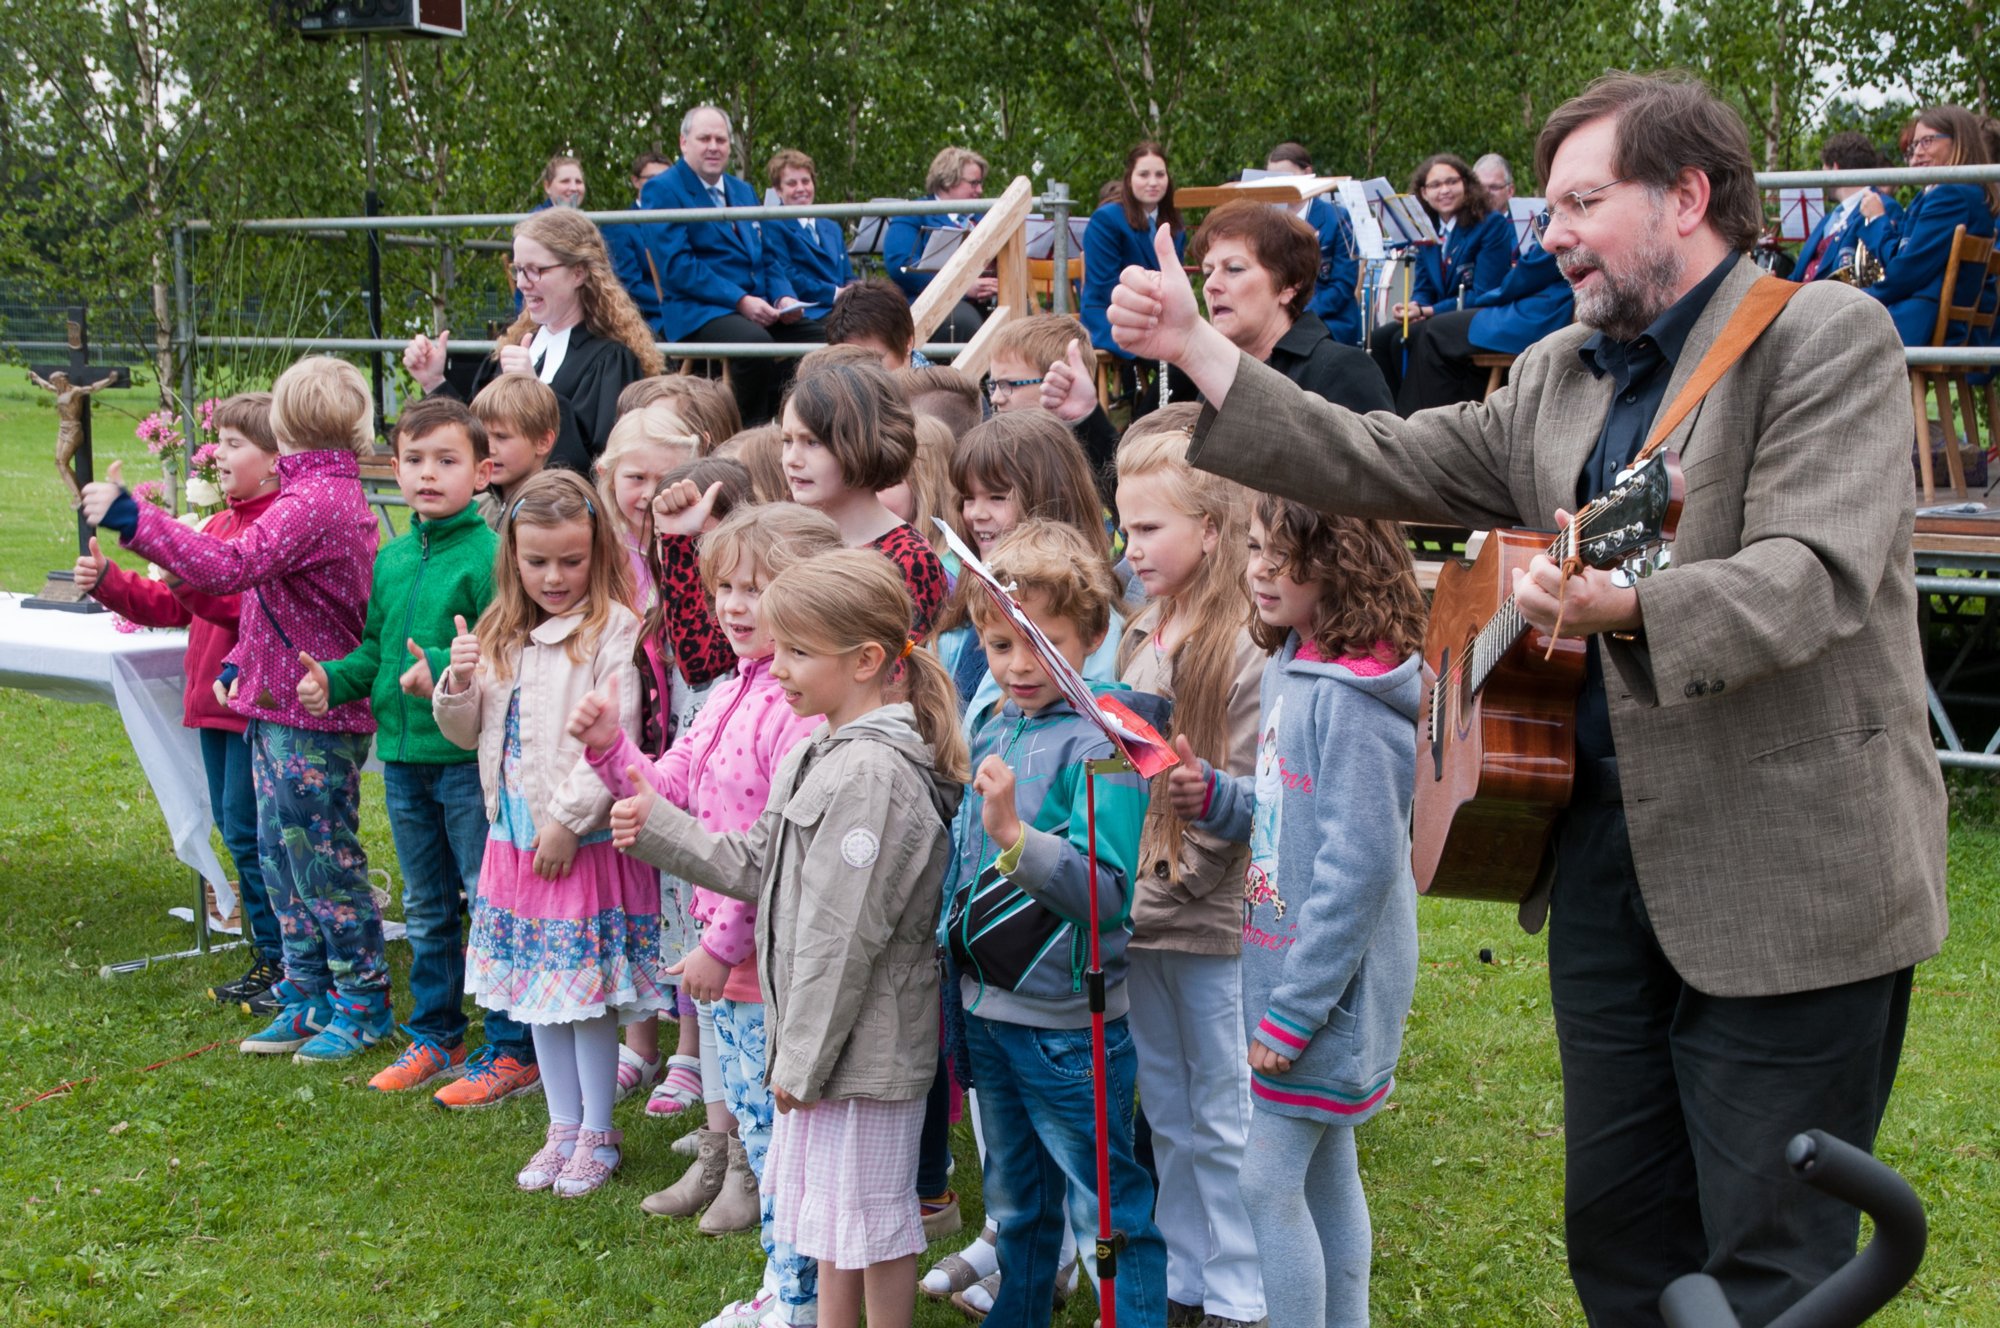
top-left (25, 306), bottom-right (132, 612)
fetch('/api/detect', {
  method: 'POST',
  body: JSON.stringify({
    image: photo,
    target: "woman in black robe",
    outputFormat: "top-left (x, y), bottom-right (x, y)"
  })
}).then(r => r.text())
top-left (404, 208), bottom-right (665, 473)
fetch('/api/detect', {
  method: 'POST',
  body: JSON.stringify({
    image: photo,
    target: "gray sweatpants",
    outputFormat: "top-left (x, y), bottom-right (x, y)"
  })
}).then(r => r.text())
top-left (1238, 1109), bottom-right (1373, 1326)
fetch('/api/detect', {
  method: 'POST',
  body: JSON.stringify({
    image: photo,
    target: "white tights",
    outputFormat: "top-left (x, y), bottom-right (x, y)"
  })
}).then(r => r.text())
top-left (532, 1012), bottom-right (621, 1133)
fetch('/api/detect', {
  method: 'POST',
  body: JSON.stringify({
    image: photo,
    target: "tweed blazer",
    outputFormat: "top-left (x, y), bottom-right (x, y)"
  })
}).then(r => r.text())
top-left (1188, 258), bottom-right (1948, 998)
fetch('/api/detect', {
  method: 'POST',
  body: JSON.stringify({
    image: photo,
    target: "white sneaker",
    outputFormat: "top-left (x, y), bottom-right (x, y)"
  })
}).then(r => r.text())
top-left (613, 1043), bottom-right (662, 1103)
top-left (700, 1291), bottom-right (776, 1328)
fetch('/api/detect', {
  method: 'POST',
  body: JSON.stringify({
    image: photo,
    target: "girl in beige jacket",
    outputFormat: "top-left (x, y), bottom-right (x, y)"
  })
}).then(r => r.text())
top-left (433, 471), bottom-right (673, 1199)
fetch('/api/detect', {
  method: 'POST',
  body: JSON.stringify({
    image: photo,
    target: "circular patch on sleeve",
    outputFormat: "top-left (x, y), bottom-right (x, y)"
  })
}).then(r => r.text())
top-left (840, 828), bottom-right (880, 869)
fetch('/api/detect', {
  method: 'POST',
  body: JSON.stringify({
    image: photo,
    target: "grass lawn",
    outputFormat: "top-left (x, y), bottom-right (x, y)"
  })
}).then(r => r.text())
top-left (0, 372), bottom-right (1994, 1326)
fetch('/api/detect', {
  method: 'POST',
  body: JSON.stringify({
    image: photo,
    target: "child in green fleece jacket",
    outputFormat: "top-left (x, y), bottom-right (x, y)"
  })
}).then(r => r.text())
top-left (298, 396), bottom-right (534, 1105)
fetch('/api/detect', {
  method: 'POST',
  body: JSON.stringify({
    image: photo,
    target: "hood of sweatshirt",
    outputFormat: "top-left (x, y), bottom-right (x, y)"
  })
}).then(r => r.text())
top-left (826, 702), bottom-right (964, 825)
top-left (1280, 639), bottom-right (1423, 722)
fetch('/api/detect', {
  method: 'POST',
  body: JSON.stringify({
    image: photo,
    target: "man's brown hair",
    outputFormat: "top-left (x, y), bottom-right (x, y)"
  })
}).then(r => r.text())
top-left (1534, 70), bottom-right (1763, 253)
top-left (1819, 131), bottom-right (1885, 173)
top-left (395, 394), bottom-right (489, 462)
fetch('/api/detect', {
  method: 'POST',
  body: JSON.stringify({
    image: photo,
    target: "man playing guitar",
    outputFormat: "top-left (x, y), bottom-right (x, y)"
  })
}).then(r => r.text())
top-left (1095, 71), bottom-right (1949, 1327)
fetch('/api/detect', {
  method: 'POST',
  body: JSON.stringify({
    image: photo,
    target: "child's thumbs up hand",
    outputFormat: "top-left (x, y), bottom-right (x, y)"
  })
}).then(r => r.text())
top-left (566, 672), bottom-right (621, 755)
top-left (609, 764), bottom-right (656, 851)
top-left (974, 755), bottom-right (1023, 849)
top-left (296, 650), bottom-right (331, 716)
top-left (1166, 735), bottom-right (1210, 819)
top-left (1042, 337), bottom-right (1098, 423)
top-left (72, 536), bottom-right (109, 593)
top-left (80, 461), bottom-right (126, 526)
top-left (651, 479), bottom-right (723, 538)
top-left (399, 637), bottom-right (436, 699)
top-left (444, 613), bottom-right (480, 692)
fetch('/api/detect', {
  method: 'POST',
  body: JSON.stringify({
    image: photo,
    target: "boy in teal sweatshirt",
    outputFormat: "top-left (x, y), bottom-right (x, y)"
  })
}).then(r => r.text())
top-left (298, 396), bottom-right (536, 1106)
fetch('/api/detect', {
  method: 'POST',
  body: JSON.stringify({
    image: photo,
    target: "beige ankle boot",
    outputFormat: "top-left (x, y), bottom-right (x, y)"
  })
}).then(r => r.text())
top-left (698, 1133), bottom-right (761, 1235)
top-left (640, 1127), bottom-right (726, 1217)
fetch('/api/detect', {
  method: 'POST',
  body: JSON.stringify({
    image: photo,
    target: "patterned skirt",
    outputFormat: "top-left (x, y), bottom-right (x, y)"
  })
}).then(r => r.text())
top-left (766, 1094), bottom-right (926, 1268)
top-left (466, 837), bottom-right (673, 1026)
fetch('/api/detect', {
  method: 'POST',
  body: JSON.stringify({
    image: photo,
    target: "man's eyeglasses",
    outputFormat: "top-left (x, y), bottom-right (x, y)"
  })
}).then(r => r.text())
top-left (509, 262), bottom-right (570, 284)
top-left (982, 375), bottom-right (1043, 402)
top-left (1903, 133), bottom-right (1952, 159)
top-left (1532, 178), bottom-right (1632, 240)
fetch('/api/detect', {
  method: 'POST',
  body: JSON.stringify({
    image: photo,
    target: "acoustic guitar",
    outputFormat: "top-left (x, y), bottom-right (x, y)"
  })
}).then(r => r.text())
top-left (1413, 451), bottom-right (1684, 902)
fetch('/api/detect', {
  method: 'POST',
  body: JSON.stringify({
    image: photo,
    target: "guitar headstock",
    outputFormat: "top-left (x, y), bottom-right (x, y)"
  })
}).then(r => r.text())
top-left (1572, 451), bottom-right (1684, 574)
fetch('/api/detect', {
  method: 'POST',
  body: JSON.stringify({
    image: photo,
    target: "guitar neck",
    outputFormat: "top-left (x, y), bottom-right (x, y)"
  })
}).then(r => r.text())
top-left (1466, 529), bottom-right (1566, 697)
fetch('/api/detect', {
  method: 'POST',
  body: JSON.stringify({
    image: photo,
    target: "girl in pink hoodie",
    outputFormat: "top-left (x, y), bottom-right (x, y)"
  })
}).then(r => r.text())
top-left (572, 500), bottom-right (840, 1328)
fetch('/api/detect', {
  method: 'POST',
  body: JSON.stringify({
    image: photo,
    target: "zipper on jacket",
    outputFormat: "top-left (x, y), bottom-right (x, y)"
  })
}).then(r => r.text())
top-left (691, 658), bottom-right (757, 778)
top-left (395, 523), bottom-right (432, 762)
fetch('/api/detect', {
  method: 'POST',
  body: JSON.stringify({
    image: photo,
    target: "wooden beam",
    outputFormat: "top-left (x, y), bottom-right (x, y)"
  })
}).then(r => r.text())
top-left (910, 175), bottom-right (1036, 346)
top-left (949, 303), bottom-right (1017, 383)
top-left (1175, 175), bottom-right (1349, 211)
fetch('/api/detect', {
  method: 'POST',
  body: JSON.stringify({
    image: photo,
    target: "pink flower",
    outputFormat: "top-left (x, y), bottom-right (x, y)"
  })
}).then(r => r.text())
top-left (133, 480), bottom-right (166, 507)
top-left (112, 614), bottom-right (141, 634)
top-left (136, 411), bottom-right (184, 458)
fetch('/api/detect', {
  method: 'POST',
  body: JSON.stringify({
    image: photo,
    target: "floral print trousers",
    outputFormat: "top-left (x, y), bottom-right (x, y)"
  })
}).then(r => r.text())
top-left (248, 722), bottom-right (387, 1002)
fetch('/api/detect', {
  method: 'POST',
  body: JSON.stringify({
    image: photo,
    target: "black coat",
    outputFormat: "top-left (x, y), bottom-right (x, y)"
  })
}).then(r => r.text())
top-left (1265, 313), bottom-right (1395, 414)
top-left (438, 325), bottom-right (644, 474)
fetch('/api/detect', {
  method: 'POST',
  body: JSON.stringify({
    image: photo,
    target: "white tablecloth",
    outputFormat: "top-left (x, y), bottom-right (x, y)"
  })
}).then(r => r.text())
top-left (0, 593), bottom-right (235, 918)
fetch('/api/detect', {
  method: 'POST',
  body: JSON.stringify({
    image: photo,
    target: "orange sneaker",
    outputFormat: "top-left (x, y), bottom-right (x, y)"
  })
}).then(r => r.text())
top-left (432, 1045), bottom-right (541, 1110)
top-left (368, 1034), bottom-right (465, 1092)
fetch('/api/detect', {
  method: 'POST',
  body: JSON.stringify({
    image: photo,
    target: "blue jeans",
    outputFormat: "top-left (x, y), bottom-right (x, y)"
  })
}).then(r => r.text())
top-left (964, 1012), bottom-right (1166, 1328)
top-left (199, 727), bottom-right (277, 962)
top-left (382, 760), bottom-right (529, 1057)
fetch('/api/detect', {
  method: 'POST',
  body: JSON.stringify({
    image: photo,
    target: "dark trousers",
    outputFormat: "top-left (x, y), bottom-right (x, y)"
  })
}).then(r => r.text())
top-left (689, 312), bottom-right (826, 427)
top-left (200, 727), bottom-right (277, 962)
top-left (1397, 308), bottom-right (1491, 414)
top-left (916, 1044), bottom-right (953, 1198)
top-left (1548, 796), bottom-right (1913, 1327)
top-left (932, 298), bottom-right (988, 345)
top-left (1368, 320), bottom-right (1412, 403)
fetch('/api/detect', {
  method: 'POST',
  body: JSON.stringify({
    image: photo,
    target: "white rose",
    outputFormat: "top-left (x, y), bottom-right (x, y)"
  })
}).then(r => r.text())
top-left (147, 562), bottom-right (168, 581)
top-left (177, 511), bottom-right (203, 528)
top-left (185, 477), bottom-right (222, 508)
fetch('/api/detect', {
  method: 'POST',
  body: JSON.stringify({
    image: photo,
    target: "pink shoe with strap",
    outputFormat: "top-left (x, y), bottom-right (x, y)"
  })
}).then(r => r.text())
top-left (553, 1127), bottom-right (624, 1198)
top-left (517, 1122), bottom-right (578, 1191)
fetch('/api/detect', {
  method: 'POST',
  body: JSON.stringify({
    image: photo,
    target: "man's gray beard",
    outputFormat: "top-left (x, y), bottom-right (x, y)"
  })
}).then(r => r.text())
top-left (1568, 240), bottom-right (1687, 342)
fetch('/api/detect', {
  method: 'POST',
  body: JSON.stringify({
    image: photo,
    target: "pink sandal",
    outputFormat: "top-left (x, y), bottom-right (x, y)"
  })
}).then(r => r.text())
top-left (553, 1127), bottom-right (624, 1198)
top-left (517, 1122), bottom-right (578, 1191)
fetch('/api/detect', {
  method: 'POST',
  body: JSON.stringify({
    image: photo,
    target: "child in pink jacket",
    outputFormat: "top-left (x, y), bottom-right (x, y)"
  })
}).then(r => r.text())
top-left (571, 500), bottom-right (839, 1328)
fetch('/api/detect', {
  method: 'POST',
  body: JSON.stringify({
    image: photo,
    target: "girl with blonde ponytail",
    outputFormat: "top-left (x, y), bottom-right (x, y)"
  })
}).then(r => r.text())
top-left (606, 548), bottom-right (964, 1328)
top-left (1112, 403), bottom-right (1270, 1324)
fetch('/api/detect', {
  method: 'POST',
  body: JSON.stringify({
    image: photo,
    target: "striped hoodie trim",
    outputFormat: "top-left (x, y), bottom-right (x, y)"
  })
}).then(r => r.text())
top-left (1257, 1010), bottom-right (1313, 1052)
top-left (1251, 1070), bottom-right (1393, 1116)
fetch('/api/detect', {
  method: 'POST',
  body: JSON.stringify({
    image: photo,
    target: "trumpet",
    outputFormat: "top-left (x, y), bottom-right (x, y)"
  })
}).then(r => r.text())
top-left (1828, 238), bottom-right (1885, 288)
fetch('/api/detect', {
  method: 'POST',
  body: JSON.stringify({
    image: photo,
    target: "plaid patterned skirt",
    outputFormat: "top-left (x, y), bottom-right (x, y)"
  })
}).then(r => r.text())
top-left (767, 1094), bottom-right (926, 1269)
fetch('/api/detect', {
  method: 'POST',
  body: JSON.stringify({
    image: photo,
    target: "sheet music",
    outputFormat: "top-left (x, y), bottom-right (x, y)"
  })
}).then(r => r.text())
top-left (1023, 215), bottom-right (1092, 261)
top-left (1361, 177), bottom-right (1438, 247)
top-left (1336, 180), bottom-right (1385, 261)
top-left (1775, 188), bottom-right (1825, 242)
top-left (1509, 198), bottom-right (1545, 254)
top-left (847, 200), bottom-right (904, 256)
top-left (933, 521), bottom-right (1179, 777)
top-left (913, 225), bottom-right (971, 272)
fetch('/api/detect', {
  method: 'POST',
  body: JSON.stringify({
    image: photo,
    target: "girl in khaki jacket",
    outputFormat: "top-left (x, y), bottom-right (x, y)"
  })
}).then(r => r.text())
top-left (607, 550), bottom-right (966, 1328)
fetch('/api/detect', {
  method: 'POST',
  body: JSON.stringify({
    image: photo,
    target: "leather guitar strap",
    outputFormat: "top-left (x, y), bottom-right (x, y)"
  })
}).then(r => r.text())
top-left (1636, 274), bottom-right (1805, 464)
top-left (1547, 274), bottom-right (1805, 646)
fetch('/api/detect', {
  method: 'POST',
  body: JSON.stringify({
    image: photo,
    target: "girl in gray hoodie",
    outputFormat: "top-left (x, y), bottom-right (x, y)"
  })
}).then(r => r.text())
top-left (1170, 496), bottom-right (1429, 1328)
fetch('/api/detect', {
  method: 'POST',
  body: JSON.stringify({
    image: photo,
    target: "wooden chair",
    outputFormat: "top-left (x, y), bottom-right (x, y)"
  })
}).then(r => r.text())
top-left (677, 356), bottom-right (732, 394)
top-left (1470, 352), bottom-right (1517, 400)
top-left (1911, 224), bottom-right (1995, 502)
top-left (1094, 348), bottom-right (1119, 410)
top-left (1027, 257), bottom-right (1083, 312)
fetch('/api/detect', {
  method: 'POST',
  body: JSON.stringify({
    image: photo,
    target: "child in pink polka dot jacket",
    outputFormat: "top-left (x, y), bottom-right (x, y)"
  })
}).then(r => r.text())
top-left (572, 500), bottom-right (840, 1328)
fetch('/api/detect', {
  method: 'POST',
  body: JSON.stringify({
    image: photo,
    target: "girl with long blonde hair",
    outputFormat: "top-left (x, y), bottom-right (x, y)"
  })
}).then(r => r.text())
top-left (433, 469), bottom-right (669, 1199)
top-left (1112, 403), bottom-right (1270, 1325)
top-left (608, 549), bottom-right (966, 1328)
